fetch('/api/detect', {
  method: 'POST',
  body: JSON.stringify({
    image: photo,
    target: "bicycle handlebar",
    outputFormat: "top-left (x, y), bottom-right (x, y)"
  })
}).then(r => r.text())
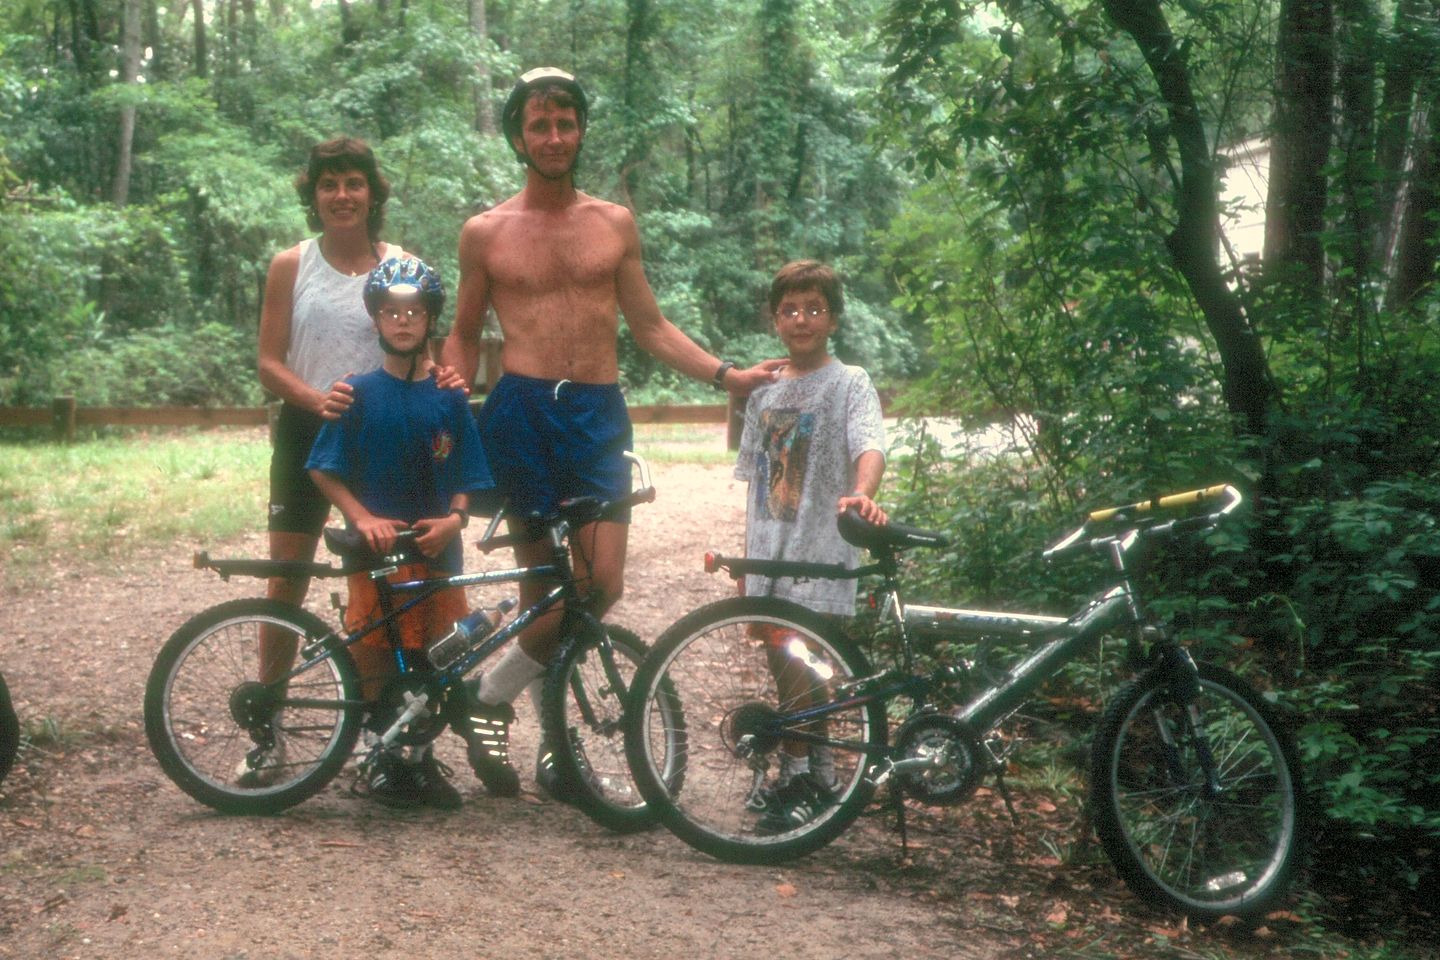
top-left (1085, 483), bottom-right (1234, 523)
top-left (1043, 484), bottom-right (1243, 561)
top-left (474, 451), bottom-right (656, 554)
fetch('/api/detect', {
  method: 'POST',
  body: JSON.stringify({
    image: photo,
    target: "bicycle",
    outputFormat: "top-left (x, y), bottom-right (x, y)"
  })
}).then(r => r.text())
top-left (625, 484), bottom-right (1304, 920)
top-left (145, 453), bottom-right (684, 833)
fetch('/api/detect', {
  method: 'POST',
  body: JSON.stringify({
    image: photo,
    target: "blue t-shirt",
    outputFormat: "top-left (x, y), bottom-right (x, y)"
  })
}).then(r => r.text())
top-left (307, 368), bottom-right (494, 572)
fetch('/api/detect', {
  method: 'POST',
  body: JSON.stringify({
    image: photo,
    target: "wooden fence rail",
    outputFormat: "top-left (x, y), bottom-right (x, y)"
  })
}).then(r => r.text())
top-left (0, 396), bottom-right (745, 445)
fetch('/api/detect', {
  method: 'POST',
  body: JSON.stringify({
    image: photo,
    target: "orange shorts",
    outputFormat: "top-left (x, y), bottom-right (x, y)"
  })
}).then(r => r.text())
top-left (344, 564), bottom-right (468, 652)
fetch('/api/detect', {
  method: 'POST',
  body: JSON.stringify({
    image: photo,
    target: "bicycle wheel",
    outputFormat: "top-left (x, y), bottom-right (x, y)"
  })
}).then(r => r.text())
top-left (144, 598), bottom-right (363, 814)
top-left (626, 596), bottom-right (885, 864)
top-left (0, 671), bottom-right (18, 786)
top-left (540, 623), bottom-right (684, 833)
top-left (1090, 660), bottom-right (1303, 920)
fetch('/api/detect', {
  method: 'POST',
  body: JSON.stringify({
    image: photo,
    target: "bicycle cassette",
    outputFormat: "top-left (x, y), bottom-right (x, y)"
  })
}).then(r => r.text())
top-left (893, 712), bottom-right (984, 806)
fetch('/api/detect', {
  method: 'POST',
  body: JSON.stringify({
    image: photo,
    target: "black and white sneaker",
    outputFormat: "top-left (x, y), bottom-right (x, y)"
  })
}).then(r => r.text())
top-left (410, 752), bottom-right (463, 810)
top-left (754, 773), bottom-right (835, 835)
top-left (364, 751), bottom-right (421, 809)
top-left (461, 698), bottom-right (520, 798)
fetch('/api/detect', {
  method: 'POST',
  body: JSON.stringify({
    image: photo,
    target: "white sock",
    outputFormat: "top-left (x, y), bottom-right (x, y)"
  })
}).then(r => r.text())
top-left (525, 676), bottom-right (547, 715)
top-left (478, 645), bottom-right (546, 706)
top-left (779, 754), bottom-right (810, 785)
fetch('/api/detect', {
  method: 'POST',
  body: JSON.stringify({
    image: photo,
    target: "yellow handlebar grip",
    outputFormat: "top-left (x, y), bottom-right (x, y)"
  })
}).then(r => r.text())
top-left (1087, 484), bottom-right (1230, 523)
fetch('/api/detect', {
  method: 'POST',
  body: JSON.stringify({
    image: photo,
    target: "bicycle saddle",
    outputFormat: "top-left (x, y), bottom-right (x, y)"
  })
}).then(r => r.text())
top-left (837, 508), bottom-right (949, 552)
top-left (323, 526), bottom-right (430, 571)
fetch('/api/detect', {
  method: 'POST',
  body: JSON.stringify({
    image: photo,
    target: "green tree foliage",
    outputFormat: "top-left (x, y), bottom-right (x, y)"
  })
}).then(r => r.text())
top-left (878, 0), bottom-right (1440, 899)
top-left (0, 0), bottom-right (912, 407)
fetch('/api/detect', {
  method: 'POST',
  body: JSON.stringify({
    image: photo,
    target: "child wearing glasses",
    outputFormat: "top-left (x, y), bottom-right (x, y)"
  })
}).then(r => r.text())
top-left (306, 257), bottom-right (494, 812)
top-left (733, 259), bottom-right (889, 832)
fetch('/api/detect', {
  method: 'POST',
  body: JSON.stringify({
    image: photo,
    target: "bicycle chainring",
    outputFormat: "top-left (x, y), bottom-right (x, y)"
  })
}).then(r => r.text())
top-left (374, 675), bottom-right (448, 746)
top-left (893, 712), bottom-right (984, 806)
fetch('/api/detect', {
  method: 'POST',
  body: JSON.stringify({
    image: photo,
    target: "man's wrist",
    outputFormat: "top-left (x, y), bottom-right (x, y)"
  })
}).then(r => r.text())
top-left (449, 507), bottom-right (469, 529)
top-left (711, 360), bottom-right (736, 390)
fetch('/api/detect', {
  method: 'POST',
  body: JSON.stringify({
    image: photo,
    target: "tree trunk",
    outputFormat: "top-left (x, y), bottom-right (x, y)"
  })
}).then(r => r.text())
top-left (1333, 0), bottom-right (1378, 343)
top-left (112, 0), bottom-right (143, 207)
top-left (1103, 0), bottom-right (1278, 436)
top-left (469, 0), bottom-right (495, 135)
top-left (1265, 0), bottom-right (1333, 289)
top-left (1385, 107), bottom-right (1440, 311)
top-left (620, 0), bottom-right (657, 209)
top-left (143, 0), bottom-right (165, 80)
top-left (192, 0), bottom-right (208, 78)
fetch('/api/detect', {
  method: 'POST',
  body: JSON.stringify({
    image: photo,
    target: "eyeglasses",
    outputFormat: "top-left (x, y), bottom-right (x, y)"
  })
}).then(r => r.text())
top-left (778, 305), bottom-right (830, 320)
top-left (378, 306), bottom-right (428, 323)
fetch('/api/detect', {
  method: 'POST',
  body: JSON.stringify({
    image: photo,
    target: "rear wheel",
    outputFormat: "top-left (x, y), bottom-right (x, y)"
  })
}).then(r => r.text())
top-left (626, 597), bottom-right (885, 864)
top-left (144, 598), bottom-right (363, 814)
top-left (1090, 661), bottom-right (1303, 920)
top-left (541, 623), bottom-right (684, 833)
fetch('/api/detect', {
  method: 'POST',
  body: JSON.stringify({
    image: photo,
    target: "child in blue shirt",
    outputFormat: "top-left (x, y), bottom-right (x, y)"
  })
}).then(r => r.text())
top-left (308, 257), bottom-right (493, 811)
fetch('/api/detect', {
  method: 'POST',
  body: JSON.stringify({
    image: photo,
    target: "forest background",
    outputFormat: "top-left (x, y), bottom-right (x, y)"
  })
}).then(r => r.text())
top-left (1, 0), bottom-right (1437, 936)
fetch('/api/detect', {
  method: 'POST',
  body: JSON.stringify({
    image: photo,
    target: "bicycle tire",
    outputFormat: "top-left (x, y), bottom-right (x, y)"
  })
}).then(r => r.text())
top-left (144, 598), bottom-right (363, 814)
top-left (1090, 660), bottom-right (1304, 920)
top-left (540, 623), bottom-right (684, 833)
top-left (0, 671), bottom-right (18, 786)
top-left (626, 596), bottom-right (885, 864)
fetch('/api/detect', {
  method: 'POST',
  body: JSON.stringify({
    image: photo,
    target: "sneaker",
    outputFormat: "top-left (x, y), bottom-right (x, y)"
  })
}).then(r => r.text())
top-left (365, 751), bottom-right (421, 809)
top-left (754, 772), bottom-right (835, 835)
top-left (409, 752), bottom-right (463, 810)
top-left (461, 699), bottom-right (520, 798)
top-left (233, 726), bottom-right (287, 788)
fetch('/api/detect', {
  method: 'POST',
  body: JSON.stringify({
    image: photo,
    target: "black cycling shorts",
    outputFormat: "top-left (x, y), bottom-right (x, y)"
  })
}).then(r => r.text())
top-left (267, 403), bottom-right (333, 536)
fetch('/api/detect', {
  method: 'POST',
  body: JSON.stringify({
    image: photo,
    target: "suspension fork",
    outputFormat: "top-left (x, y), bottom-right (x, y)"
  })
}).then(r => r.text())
top-left (1151, 645), bottom-right (1223, 796)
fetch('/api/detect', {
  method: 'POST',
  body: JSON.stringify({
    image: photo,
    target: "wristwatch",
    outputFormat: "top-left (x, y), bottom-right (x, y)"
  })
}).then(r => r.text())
top-left (449, 508), bottom-right (469, 529)
top-left (711, 360), bottom-right (736, 390)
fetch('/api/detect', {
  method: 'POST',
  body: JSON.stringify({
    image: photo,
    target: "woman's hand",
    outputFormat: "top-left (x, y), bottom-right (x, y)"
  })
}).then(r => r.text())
top-left (321, 379), bottom-right (356, 420)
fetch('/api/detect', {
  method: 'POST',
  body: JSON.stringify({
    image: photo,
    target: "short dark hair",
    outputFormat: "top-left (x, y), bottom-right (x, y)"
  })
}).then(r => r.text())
top-left (293, 137), bottom-right (391, 241)
top-left (768, 260), bottom-right (845, 319)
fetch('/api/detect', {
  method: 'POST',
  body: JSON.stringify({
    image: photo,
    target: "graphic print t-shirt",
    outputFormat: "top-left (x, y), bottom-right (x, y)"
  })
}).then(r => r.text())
top-left (734, 361), bottom-right (885, 615)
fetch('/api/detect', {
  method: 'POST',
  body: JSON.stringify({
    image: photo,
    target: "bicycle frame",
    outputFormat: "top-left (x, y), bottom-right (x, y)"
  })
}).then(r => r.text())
top-left (722, 486), bottom-right (1244, 775)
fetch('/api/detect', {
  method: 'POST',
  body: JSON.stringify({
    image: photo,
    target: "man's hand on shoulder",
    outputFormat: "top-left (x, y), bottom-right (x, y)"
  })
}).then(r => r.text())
top-left (431, 364), bottom-right (469, 394)
top-left (724, 359), bottom-right (788, 397)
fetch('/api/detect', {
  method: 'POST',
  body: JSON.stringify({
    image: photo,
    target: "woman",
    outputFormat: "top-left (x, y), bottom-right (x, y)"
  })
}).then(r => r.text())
top-left (243, 137), bottom-right (431, 786)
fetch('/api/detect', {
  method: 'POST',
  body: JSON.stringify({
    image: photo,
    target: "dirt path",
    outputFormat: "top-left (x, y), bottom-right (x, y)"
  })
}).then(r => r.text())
top-left (0, 458), bottom-right (1018, 960)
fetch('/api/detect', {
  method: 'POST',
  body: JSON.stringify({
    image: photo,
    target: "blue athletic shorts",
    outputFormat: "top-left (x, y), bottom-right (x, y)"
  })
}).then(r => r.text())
top-left (477, 373), bottom-right (633, 522)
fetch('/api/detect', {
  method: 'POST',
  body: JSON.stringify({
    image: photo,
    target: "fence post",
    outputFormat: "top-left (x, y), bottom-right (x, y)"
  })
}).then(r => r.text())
top-left (51, 395), bottom-right (76, 443)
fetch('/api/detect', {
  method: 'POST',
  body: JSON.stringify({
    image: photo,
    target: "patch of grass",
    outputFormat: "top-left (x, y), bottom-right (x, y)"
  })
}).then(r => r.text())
top-left (633, 422), bottom-right (734, 465)
top-left (0, 428), bottom-right (270, 588)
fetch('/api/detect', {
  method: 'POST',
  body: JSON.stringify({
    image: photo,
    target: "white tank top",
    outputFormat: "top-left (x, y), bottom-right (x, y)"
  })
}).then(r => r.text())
top-left (286, 238), bottom-right (389, 392)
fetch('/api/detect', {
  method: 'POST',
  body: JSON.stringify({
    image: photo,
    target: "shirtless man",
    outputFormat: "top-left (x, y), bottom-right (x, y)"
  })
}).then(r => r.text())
top-left (442, 67), bottom-right (784, 797)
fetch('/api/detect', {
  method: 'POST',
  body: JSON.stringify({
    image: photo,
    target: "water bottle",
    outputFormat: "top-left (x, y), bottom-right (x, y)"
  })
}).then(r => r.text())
top-left (427, 598), bottom-right (515, 670)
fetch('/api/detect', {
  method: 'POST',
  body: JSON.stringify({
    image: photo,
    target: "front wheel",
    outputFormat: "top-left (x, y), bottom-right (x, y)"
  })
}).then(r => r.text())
top-left (1090, 661), bottom-right (1304, 920)
top-left (626, 597), bottom-right (886, 865)
top-left (144, 598), bottom-right (364, 814)
top-left (540, 623), bottom-right (684, 833)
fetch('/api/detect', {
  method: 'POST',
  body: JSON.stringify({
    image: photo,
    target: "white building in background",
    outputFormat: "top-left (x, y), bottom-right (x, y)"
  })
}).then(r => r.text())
top-left (1219, 136), bottom-right (1271, 266)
